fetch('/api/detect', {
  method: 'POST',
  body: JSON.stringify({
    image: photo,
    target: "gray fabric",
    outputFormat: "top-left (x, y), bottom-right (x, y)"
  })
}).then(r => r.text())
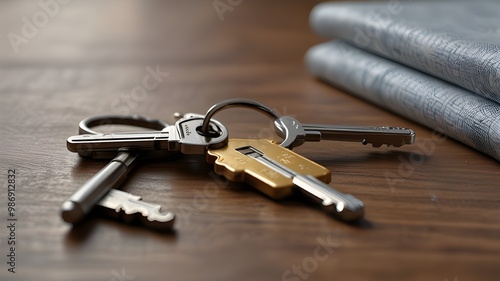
top-left (310, 1), bottom-right (500, 103)
top-left (306, 40), bottom-right (500, 161)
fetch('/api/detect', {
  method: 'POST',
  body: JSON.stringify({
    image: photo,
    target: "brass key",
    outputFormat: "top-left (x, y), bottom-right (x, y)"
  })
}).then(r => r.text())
top-left (207, 139), bottom-right (364, 221)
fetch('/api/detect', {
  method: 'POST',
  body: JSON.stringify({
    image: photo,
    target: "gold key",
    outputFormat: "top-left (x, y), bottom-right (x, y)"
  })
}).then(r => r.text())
top-left (207, 139), bottom-right (364, 221)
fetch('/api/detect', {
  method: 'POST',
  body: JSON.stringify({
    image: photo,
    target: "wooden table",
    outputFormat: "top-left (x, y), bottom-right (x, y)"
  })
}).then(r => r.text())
top-left (0, 1), bottom-right (498, 280)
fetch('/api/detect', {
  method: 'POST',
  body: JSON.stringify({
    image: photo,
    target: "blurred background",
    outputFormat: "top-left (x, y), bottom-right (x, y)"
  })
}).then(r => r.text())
top-left (0, 0), bottom-right (332, 135)
top-left (1, 1), bottom-right (320, 64)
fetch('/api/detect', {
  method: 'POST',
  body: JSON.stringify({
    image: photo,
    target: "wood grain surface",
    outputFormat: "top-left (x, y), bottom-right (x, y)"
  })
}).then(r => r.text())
top-left (0, 1), bottom-right (499, 281)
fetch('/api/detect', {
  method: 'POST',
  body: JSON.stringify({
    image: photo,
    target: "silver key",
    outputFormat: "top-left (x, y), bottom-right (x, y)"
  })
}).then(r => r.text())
top-left (67, 114), bottom-right (229, 155)
top-left (235, 142), bottom-right (364, 221)
top-left (276, 116), bottom-right (415, 149)
top-left (62, 115), bottom-right (176, 226)
top-left (96, 189), bottom-right (175, 230)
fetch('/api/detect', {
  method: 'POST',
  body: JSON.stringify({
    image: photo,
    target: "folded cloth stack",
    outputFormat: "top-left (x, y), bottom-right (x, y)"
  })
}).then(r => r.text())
top-left (307, 1), bottom-right (500, 161)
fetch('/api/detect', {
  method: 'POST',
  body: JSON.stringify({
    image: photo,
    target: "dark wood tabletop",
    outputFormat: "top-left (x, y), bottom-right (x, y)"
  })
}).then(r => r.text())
top-left (1, 1), bottom-right (499, 281)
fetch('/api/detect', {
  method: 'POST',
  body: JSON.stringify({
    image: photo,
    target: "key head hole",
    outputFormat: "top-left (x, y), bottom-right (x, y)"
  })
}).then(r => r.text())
top-left (196, 125), bottom-right (221, 137)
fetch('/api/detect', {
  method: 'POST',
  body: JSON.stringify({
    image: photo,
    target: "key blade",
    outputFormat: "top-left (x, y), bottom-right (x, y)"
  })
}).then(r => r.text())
top-left (97, 189), bottom-right (175, 230)
top-left (67, 131), bottom-right (170, 153)
top-left (302, 124), bottom-right (415, 147)
top-left (293, 175), bottom-right (364, 221)
top-left (236, 142), bottom-right (364, 221)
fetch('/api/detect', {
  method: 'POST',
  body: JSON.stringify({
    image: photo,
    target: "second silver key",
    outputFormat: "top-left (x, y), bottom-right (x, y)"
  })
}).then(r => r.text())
top-left (276, 116), bottom-right (415, 149)
top-left (67, 114), bottom-right (228, 155)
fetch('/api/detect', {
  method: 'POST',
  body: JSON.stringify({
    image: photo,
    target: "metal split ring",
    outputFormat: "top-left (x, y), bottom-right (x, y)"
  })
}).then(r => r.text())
top-left (197, 99), bottom-right (289, 143)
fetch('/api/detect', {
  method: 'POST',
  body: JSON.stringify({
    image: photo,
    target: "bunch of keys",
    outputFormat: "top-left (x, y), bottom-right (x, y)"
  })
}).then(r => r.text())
top-left (61, 113), bottom-right (228, 230)
top-left (61, 99), bottom-right (415, 230)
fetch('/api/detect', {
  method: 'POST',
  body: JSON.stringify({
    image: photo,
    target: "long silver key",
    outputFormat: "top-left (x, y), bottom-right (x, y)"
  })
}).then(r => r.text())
top-left (67, 114), bottom-right (228, 155)
top-left (207, 139), bottom-right (364, 222)
top-left (276, 116), bottom-right (415, 149)
top-left (96, 189), bottom-right (175, 230)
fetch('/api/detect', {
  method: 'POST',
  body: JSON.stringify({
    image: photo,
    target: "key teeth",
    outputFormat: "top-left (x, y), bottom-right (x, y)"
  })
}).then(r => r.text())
top-left (116, 207), bottom-right (175, 230)
top-left (93, 187), bottom-right (176, 231)
top-left (97, 200), bottom-right (175, 230)
top-left (365, 140), bottom-right (386, 148)
top-left (322, 198), bottom-right (365, 222)
top-left (142, 212), bottom-right (176, 230)
top-left (368, 142), bottom-right (406, 148)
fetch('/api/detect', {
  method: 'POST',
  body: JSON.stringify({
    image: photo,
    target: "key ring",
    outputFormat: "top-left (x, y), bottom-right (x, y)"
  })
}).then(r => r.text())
top-left (76, 115), bottom-right (173, 159)
top-left (198, 98), bottom-right (290, 142)
top-left (79, 115), bottom-right (169, 135)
